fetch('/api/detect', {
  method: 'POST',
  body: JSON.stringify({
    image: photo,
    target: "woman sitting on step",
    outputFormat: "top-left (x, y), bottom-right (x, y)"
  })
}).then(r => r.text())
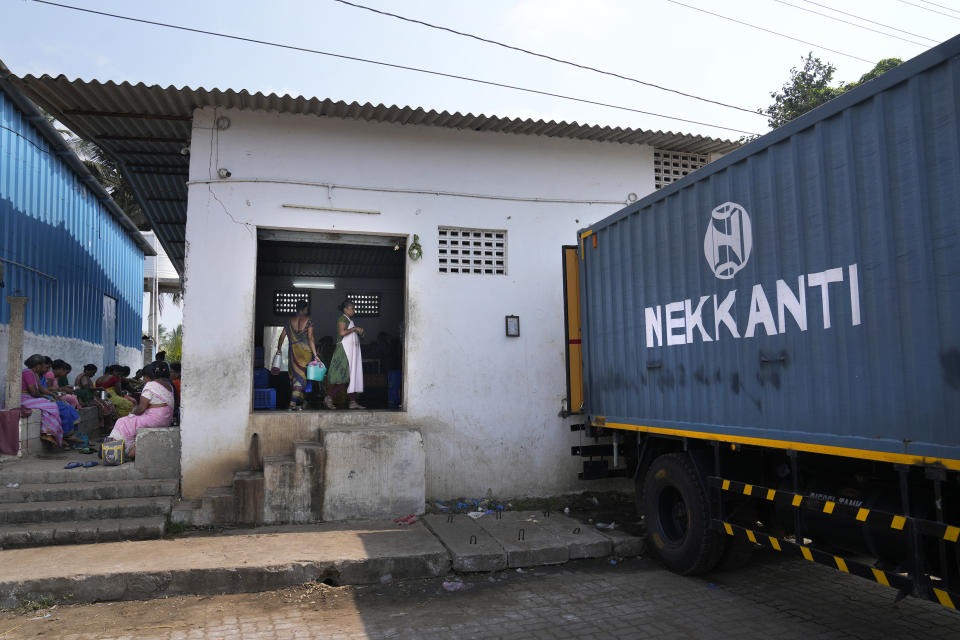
top-left (105, 361), bottom-right (175, 459)
top-left (96, 365), bottom-right (135, 418)
top-left (20, 354), bottom-right (63, 447)
top-left (74, 364), bottom-right (117, 428)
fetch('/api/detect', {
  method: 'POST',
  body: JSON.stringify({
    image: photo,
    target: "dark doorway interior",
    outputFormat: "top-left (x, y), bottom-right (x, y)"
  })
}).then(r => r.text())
top-left (254, 232), bottom-right (405, 411)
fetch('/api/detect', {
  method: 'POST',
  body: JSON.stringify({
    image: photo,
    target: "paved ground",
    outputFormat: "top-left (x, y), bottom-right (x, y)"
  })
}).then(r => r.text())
top-left (3, 552), bottom-right (958, 639)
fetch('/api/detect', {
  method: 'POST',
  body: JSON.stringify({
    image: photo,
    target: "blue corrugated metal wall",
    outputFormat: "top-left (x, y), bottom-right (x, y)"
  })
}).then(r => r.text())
top-left (0, 89), bottom-right (142, 348)
top-left (579, 39), bottom-right (960, 461)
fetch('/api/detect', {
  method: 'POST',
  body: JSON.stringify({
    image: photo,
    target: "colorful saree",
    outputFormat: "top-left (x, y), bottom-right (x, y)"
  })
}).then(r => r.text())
top-left (108, 380), bottom-right (175, 455)
top-left (328, 315), bottom-right (364, 393)
top-left (287, 318), bottom-right (314, 406)
top-left (20, 369), bottom-right (62, 445)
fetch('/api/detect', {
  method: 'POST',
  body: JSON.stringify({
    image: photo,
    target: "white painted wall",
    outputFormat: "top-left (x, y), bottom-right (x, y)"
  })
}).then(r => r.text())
top-left (0, 324), bottom-right (142, 408)
top-left (180, 106), bottom-right (656, 499)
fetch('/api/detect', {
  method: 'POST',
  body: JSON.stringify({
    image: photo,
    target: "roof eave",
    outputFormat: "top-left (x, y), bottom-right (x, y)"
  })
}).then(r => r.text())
top-left (0, 61), bottom-right (156, 257)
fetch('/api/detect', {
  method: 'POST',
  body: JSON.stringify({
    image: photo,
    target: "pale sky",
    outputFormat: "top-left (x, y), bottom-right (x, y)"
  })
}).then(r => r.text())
top-left (3, 0), bottom-right (957, 141)
top-left (3, 0), bottom-right (958, 331)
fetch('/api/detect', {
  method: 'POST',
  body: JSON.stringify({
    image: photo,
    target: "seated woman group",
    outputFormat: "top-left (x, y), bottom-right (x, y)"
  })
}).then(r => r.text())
top-left (20, 355), bottom-right (172, 452)
top-left (105, 361), bottom-right (175, 458)
top-left (21, 354), bottom-right (84, 447)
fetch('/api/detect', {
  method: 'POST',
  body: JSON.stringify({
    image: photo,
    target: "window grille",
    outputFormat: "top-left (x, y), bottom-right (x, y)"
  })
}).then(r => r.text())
top-left (654, 149), bottom-right (709, 190)
top-left (438, 227), bottom-right (507, 275)
top-left (274, 291), bottom-right (310, 316)
top-left (346, 293), bottom-right (380, 317)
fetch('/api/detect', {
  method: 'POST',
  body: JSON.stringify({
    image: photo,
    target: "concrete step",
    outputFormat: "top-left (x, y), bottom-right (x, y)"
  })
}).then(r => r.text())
top-left (0, 479), bottom-right (179, 504)
top-left (0, 496), bottom-right (173, 525)
top-left (198, 486), bottom-right (234, 526)
top-left (263, 455), bottom-right (296, 524)
top-left (170, 499), bottom-right (201, 526)
top-left (0, 461), bottom-right (146, 485)
top-left (0, 516), bottom-right (167, 549)
top-left (0, 520), bottom-right (450, 605)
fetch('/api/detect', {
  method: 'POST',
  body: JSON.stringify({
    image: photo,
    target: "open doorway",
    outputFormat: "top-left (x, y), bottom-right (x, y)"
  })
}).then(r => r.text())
top-left (253, 230), bottom-right (406, 412)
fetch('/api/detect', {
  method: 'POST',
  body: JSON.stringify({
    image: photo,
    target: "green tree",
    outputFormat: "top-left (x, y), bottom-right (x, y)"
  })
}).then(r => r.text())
top-left (67, 136), bottom-right (150, 229)
top-left (159, 324), bottom-right (183, 363)
top-left (763, 54), bottom-right (902, 130)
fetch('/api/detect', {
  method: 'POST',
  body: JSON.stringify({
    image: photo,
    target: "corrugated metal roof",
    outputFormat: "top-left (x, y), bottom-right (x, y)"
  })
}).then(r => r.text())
top-left (0, 68), bottom-right (741, 274)
top-left (0, 68), bottom-right (154, 256)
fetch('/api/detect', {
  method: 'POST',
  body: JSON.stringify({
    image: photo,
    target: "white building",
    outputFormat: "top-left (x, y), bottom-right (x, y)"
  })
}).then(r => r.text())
top-left (10, 73), bottom-right (737, 508)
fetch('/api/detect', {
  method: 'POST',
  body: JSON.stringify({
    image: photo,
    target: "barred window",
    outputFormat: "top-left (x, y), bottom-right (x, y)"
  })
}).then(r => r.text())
top-left (274, 291), bottom-right (310, 316)
top-left (438, 227), bottom-right (507, 275)
top-left (346, 293), bottom-right (380, 317)
top-left (654, 149), bottom-right (709, 190)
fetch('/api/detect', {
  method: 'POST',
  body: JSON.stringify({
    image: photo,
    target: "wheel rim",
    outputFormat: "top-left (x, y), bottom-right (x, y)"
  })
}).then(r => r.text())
top-left (657, 486), bottom-right (688, 543)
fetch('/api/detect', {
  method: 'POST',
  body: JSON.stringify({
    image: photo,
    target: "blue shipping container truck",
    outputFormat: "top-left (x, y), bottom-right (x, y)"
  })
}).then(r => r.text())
top-left (564, 36), bottom-right (960, 609)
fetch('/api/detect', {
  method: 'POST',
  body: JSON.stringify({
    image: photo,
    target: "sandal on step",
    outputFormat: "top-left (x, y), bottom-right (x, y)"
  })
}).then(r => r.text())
top-left (83, 461), bottom-right (98, 468)
top-left (64, 462), bottom-right (82, 469)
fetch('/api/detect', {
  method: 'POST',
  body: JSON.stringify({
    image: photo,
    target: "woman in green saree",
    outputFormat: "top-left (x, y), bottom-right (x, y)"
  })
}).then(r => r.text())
top-left (276, 299), bottom-right (320, 411)
top-left (324, 299), bottom-right (366, 410)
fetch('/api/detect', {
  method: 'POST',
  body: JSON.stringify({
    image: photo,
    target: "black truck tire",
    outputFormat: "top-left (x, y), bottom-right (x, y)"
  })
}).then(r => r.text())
top-left (642, 453), bottom-right (725, 575)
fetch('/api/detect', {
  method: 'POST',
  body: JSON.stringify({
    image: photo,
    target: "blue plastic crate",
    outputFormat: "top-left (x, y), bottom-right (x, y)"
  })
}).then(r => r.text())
top-left (253, 388), bottom-right (276, 410)
top-left (253, 368), bottom-right (270, 388)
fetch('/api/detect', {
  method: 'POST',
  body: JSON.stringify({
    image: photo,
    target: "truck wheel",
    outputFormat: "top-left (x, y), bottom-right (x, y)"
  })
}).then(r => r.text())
top-left (642, 453), bottom-right (725, 575)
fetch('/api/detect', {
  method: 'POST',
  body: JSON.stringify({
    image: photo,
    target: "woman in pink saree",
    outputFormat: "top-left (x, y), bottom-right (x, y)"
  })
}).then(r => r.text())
top-left (106, 362), bottom-right (174, 458)
top-left (20, 354), bottom-right (62, 447)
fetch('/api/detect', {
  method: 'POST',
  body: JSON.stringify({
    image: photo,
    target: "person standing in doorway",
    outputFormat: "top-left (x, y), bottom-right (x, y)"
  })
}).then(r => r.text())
top-left (276, 300), bottom-right (319, 411)
top-left (325, 299), bottom-right (365, 410)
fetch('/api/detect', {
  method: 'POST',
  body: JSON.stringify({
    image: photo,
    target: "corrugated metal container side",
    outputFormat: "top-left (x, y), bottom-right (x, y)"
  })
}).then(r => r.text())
top-left (0, 89), bottom-right (142, 349)
top-left (579, 36), bottom-right (960, 463)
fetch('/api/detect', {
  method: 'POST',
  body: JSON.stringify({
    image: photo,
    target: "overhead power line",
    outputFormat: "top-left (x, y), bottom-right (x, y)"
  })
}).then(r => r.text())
top-left (797, 0), bottom-right (939, 43)
top-left (897, 0), bottom-right (960, 20)
top-left (800, 0), bottom-right (940, 43)
top-left (30, 0), bottom-right (759, 136)
top-left (331, 0), bottom-right (764, 117)
top-left (916, 0), bottom-right (960, 14)
top-left (666, 0), bottom-right (876, 64)
top-left (774, 0), bottom-right (928, 47)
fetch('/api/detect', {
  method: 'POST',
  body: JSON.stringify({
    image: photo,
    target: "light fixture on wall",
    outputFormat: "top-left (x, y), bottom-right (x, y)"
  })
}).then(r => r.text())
top-left (292, 279), bottom-right (336, 289)
top-left (505, 315), bottom-right (520, 337)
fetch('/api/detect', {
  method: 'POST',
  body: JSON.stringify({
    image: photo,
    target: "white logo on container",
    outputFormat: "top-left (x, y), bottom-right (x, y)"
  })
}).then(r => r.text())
top-left (704, 202), bottom-right (752, 279)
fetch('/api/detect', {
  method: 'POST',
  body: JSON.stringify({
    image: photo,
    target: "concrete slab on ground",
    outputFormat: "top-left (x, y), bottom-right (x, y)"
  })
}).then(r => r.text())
top-left (474, 511), bottom-right (569, 568)
top-left (422, 514), bottom-right (507, 573)
top-left (525, 512), bottom-right (614, 559)
top-left (598, 525), bottom-right (647, 557)
top-left (0, 520), bottom-right (450, 608)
